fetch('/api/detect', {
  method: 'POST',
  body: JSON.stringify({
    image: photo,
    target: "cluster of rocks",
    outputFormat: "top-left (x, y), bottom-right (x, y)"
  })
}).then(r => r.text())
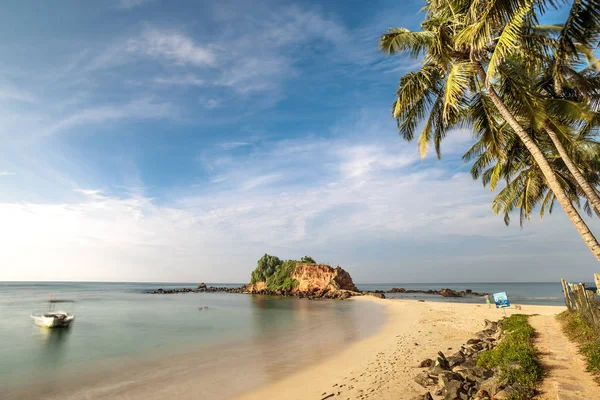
top-left (387, 288), bottom-right (487, 298)
top-left (412, 319), bottom-right (517, 400)
top-left (148, 283), bottom-right (246, 294)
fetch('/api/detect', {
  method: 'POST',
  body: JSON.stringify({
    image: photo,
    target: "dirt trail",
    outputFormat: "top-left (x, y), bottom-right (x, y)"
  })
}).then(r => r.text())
top-left (530, 315), bottom-right (598, 400)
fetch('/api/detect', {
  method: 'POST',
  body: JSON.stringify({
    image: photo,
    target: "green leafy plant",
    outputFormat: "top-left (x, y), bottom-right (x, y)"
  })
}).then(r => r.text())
top-left (300, 255), bottom-right (316, 264)
top-left (249, 254), bottom-right (299, 291)
top-left (250, 254), bottom-right (282, 284)
top-left (477, 315), bottom-right (542, 399)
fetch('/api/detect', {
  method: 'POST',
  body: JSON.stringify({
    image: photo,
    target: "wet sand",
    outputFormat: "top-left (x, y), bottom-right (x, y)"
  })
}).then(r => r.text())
top-left (238, 297), bottom-right (565, 400)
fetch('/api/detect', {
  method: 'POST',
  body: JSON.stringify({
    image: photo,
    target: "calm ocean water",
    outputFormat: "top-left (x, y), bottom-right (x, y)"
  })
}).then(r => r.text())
top-left (0, 281), bottom-right (576, 398)
top-left (0, 282), bottom-right (384, 399)
top-left (357, 282), bottom-right (579, 305)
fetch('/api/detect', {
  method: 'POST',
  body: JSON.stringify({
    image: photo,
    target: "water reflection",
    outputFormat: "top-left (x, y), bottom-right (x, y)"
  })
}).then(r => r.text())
top-left (248, 295), bottom-right (365, 382)
top-left (36, 327), bottom-right (72, 369)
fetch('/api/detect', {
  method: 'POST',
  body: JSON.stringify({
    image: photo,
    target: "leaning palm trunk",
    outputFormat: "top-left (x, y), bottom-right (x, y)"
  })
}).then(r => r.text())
top-left (543, 122), bottom-right (600, 216)
top-left (478, 66), bottom-right (600, 262)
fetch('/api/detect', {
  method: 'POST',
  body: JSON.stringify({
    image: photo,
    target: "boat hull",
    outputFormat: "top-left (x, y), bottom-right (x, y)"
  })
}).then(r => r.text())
top-left (31, 312), bottom-right (74, 328)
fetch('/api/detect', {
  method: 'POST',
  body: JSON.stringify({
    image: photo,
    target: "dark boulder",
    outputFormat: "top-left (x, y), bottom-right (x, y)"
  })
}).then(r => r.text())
top-left (443, 379), bottom-right (467, 400)
top-left (419, 358), bottom-right (434, 368)
top-left (414, 371), bottom-right (437, 388)
top-left (440, 288), bottom-right (462, 298)
top-left (388, 287), bottom-right (407, 293)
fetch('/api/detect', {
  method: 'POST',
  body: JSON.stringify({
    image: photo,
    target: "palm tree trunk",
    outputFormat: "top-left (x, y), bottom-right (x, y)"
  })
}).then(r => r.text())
top-left (477, 66), bottom-right (600, 262)
top-left (543, 122), bottom-right (600, 215)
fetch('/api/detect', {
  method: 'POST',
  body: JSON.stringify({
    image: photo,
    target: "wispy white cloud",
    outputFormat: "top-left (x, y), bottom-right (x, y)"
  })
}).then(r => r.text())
top-left (217, 141), bottom-right (251, 150)
top-left (126, 28), bottom-right (216, 67)
top-left (204, 99), bottom-right (221, 109)
top-left (239, 173), bottom-right (282, 190)
top-left (210, 5), bottom-right (350, 95)
top-left (1, 132), bottom-right (593, 282)
top-left (43, 98), bottom-right (175, 136)
top-left (153, 74), bottom-right (204, 87)
top-left (0, 171), bottom-right (16, 177)
top-left (0, 85), bottom-right (38, 103)
top-left (117, 0), bottom-right (152, 9)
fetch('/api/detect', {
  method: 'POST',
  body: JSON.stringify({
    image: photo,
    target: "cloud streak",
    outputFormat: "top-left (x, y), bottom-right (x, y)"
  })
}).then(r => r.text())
top-left (126, 28), bottom-right (216, 67)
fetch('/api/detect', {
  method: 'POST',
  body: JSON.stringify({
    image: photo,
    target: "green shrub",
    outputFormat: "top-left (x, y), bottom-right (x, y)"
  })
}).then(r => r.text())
top-left (250, 254), bottom-right (282, 284)
top-left (266, 260), bottom-right (299, 291)
top-left (249, 254), bottom-right (299, 291)
top-left (300, 255), bottom-right (316, 264)
top-left (477, 315), bottom-right (542, 399)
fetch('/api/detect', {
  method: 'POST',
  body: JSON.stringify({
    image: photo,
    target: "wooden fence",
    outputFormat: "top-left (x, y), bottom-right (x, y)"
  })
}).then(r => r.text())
top-left (561, 273), bottom-right (600, 333)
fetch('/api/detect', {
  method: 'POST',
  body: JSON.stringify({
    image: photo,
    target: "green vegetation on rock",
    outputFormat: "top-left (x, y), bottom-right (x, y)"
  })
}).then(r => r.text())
top-left (250, 254), bottom-right (282, 284)
top-left (300, 255), bottom-right (316, 264)
top-left (250, 254), bottom-right (319, 291)
top-left (477, 315), bottom-right (542, 399)
top-left (557, 311), bottom-right (600, 382)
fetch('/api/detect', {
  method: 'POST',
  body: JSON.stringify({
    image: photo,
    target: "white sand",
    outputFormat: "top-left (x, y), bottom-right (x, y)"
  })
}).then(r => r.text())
top-left (237, 297), bottom-right (565, 400)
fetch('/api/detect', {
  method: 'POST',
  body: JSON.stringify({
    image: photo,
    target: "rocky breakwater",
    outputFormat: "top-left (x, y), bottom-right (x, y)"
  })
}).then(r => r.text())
top-left (411, 319), bottom-right (517, 400)
top-left (387, 288), bottom-right (487, 298)
top-left (148, 283), bottom-right (246, 294)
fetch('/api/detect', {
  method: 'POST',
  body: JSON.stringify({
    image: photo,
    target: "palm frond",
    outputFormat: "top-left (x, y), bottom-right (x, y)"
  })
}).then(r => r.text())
top-left (487, 0), bottom-right (535, 80)
top-left (379, 28), bottom-right (435, 58)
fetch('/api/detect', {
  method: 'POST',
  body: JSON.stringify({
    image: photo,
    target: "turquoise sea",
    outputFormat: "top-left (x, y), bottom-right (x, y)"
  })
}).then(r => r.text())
top-left (0, 282), bottom-right (384, 399)
top-left (0, 281), bottom-right (574, 399)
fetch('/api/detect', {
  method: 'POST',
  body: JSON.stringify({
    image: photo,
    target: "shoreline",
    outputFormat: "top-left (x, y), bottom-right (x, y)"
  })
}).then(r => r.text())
top-left (3, 295), bottom-right (384, 400)
top-left (236, 297), bottom-right (565, 400)
top-left (3, 295), bottom-right (566, 400)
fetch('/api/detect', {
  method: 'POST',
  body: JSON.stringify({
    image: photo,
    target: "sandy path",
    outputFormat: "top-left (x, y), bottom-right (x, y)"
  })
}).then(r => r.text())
top-left (239, 299), bottom-right (564, 400)
top-left (530, 315), bottom-right (598, 400)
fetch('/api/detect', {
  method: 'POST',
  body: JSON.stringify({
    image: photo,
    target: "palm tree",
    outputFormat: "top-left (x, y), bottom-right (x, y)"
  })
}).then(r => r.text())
top-left (465, 121), bottom-right (600, 227)
top-left (379, 0), bottom-right (600, 261)
top-left (510, 0), bottom-right (600, 216)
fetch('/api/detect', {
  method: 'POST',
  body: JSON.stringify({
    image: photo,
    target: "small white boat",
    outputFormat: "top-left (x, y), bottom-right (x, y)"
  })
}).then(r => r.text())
top-left (31, 300), bottom-right (75, 328)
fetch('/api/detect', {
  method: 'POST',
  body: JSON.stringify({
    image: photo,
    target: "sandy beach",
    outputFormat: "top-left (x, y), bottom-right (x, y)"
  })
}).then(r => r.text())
top-left (238, 297), bottom-right (565, 400)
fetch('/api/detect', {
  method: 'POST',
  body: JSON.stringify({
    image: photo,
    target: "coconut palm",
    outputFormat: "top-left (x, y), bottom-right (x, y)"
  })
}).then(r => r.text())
top-left (379, 0), bottom-right (600, 261)
top-left (465, 122), bottom-right (600, 227)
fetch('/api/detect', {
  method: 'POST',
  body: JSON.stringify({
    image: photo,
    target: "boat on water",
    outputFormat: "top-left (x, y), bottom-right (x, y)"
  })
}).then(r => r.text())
top-left (31, 300), bottom-right (75, 328)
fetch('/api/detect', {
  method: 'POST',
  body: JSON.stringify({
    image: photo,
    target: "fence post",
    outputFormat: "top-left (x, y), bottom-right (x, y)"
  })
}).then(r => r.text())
top-left (561, 278), bottom-right (574, 311)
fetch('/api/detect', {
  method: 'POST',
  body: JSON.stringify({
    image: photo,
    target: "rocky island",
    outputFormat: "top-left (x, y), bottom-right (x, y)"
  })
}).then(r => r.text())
top-left (149, 254), bottom-right (382, 300)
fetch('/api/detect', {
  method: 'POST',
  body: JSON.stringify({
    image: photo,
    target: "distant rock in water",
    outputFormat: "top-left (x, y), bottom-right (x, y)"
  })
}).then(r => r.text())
top-left (386, 287), bottom-right (487, 297)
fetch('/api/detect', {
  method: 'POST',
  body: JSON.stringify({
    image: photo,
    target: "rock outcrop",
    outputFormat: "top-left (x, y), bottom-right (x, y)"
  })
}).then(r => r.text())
top-left (246, 263), bottom-right (361, 300)
top-left (291, 263), bottom-right (358, 293)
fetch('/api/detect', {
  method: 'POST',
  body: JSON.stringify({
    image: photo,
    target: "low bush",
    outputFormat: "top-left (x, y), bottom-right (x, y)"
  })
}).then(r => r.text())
top-left (477, 314), bottom-right (542, 399)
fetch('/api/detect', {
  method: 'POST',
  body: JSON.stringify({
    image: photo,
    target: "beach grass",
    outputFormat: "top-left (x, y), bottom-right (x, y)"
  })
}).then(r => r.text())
top-left (557, 311), bottom-right (600, 382)
top-left (477, 314), bottom-right (542, 399)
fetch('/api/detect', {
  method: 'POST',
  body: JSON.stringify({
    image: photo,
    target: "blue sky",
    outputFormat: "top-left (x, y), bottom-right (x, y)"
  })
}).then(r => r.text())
top-left (0, 0), bottom-right (597, 283)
